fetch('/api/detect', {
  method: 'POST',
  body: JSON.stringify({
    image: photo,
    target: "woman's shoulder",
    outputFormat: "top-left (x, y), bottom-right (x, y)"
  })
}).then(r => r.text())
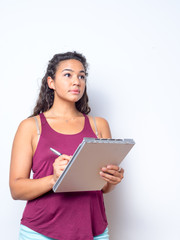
top-left (88, 115), bottom-right (109, 126)
top-left (88, 115), bottom-right (111, 138)
top-left (17, 115), bottom-right (40, 136)
top-left (18, 116), bottom-right (36, 127)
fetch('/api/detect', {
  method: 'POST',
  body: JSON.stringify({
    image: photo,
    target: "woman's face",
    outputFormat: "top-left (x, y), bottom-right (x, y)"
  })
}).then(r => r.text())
top-left (48, 59), bottom-right (86, 103)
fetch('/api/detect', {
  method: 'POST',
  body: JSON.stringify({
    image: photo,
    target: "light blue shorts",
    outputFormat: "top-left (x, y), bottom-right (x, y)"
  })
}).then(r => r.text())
top-left (19, 224), bottom-right (109, 240)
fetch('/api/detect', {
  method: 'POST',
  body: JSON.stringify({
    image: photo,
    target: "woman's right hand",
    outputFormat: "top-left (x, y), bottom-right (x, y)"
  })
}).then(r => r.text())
top-left (52, 154), bottom-right (72, 184)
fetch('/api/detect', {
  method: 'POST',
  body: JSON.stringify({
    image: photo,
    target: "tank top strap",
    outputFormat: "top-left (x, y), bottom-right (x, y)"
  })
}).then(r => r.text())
top-left (83, 113), bottom-right (89, 128)
top-left (39, 113), bottom-right (47, 127)
top-left (83, 114), bottom-right (98, 138)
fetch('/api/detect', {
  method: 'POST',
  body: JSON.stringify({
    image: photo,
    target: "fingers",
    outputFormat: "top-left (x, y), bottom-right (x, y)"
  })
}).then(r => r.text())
top-left (53, 154), bottom-right (72, 182)
top-left (54, 154), bottom-right (71, 165)
top-left (54, 158), bottom-right (69, 170)
top-left (100, 165), bottom-right (124, 185)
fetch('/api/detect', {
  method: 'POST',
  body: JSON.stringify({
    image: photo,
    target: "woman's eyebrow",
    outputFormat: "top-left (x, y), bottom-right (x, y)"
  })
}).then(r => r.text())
top-left (62, 69), bottom-right (85, 73)
top-left (62, 69), bottom-right (73, 72)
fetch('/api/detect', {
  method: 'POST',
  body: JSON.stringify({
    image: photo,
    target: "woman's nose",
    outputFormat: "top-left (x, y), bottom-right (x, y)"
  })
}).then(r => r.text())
top-left (72, 75), bottom-right (80, 85)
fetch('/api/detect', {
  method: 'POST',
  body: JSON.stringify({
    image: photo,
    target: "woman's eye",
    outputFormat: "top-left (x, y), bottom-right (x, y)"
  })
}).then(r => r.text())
top-left (79, 75), bottom-right (85, 80)
top-left (64, 73), bottom-right (71, 77)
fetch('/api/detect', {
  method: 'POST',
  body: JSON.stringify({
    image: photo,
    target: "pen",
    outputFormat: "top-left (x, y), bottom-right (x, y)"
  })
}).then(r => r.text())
top-left (50, 147), bottom-right (62, 156)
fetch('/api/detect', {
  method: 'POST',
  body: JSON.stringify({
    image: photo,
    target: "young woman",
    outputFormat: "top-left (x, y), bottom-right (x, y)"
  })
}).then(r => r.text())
top-left (10, 51), bottom-right (124, 240)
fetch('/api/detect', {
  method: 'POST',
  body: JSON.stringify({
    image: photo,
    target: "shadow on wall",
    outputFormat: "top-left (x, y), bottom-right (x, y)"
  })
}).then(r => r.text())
top-left (88, 87), bottom-right (128, 239)
top-left (104, 186), bottom-right (126, 239)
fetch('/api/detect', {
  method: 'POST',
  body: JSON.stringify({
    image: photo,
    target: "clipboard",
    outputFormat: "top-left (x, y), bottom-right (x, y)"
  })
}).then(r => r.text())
top-left (53, 138), bottom-right (135, 193)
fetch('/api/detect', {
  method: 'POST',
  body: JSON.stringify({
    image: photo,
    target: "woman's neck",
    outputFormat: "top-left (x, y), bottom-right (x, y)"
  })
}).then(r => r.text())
top-left (46, 101), bottom-right (81, 118)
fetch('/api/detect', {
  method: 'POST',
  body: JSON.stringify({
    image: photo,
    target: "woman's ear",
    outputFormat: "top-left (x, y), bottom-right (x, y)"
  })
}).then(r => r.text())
top-left (47, 76), bottom-right (55, 90)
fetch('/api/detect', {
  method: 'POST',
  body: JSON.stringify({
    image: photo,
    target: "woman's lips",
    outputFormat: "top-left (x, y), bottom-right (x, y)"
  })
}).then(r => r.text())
top-left (69, 89), bottom-right (80, 94)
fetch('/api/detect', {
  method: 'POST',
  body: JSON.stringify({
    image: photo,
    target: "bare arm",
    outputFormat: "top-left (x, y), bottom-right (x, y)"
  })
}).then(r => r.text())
top-left (9, 118), bottom-right (70, 201)
top-left (93, 117), bottom-right (124, 194)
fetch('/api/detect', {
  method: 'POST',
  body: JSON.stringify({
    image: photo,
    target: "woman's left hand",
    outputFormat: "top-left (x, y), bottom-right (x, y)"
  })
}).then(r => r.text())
top-left (100, 165), bottom-right (124, 185)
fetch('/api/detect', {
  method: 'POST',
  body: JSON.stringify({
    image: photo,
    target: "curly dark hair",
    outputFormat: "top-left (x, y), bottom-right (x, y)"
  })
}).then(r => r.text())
top-left (31, 51), bottom-right (91, 116)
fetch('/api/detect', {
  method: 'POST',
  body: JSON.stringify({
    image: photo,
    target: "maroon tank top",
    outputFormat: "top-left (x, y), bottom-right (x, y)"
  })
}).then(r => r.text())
top-left (21, 113), bottom-right (108, 240)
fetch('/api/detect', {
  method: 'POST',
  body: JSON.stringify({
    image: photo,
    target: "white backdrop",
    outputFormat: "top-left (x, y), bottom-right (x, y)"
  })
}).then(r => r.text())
top-left (0, 0), bottom-right (180, 239)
